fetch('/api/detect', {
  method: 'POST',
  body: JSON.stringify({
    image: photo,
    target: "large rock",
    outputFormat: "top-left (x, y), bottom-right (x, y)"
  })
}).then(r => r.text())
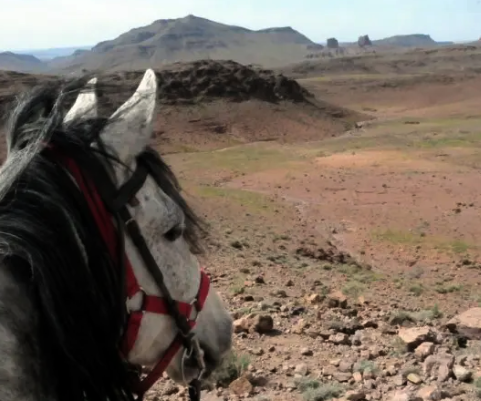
top-left (423, 353), bottom-right (454, 382)
top-left (232, 314), bottom-right (274, 334)
top-left (445, 307), bottom-right (481, 339)
top-left (415, 342), bottom-right (435, 359)
top-left (416, 385), bottom-right (445, 400)
top-left (326, 290), bottom-right (348, 308)
top-left (398, 327), bottom-right (435, 350)
top-left (387, 390), bottom-right (423, 401)
top-left (358, 35), bottom-right (372, 47)
top-left (326, 37), bottom-right (339, 49)
top-left (453, 364), bottom-right (472, 382)
top-left (229, 376), bottom-right (253, 396)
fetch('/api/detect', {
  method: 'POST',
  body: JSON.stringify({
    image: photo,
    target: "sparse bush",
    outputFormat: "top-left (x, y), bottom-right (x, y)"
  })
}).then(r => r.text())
top-left (342, 281), bottom-right (366, 298)
top-left (303, 384), bottom-right (344, 401)
top-left (409, 283), bottom-right (424, 296)
top-left (210, 351), bottom-right (251, 387)
top-left (435, 284), bottom-right (462, 294)
top-left (390, 305), bottom-right (443, 325)
top-left (295, 378), bottom-right (344, 401)
top-left (473, 376), bottom-right (481, 398)
top-left (354, 360), bottom-right (378, 374)
top-left (390, 337), bottom-right (408, 356)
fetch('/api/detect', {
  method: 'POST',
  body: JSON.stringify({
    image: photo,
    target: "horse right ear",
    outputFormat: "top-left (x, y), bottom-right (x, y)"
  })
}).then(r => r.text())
top-left (98, 69), bottom-right (157, 164)
top-left (64, 77), bottom-right (98, 124)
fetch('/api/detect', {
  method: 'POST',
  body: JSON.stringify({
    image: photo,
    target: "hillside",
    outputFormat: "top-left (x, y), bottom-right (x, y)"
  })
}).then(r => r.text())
top-left (280, 43), bottom-right (481, 79)
top-left (0, 52), bottom-right (47, 73)
top-left (0, 60), bottom-right (367, 158)
top-left (16, 46), bottom-right (92, 60)
top-left (48, 15), bottom-right (316, 73)
top-left (372, 34), bottom-right (449, 47)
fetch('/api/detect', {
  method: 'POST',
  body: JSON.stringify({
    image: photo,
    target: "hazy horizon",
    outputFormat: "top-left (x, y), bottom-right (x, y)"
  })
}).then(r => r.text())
top-left (1, 0), bottom-right (480, 51)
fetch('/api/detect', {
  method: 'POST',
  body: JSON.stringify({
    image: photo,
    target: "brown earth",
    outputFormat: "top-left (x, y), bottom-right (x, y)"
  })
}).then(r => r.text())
top-left (3, 49), bottom-right (481, 399)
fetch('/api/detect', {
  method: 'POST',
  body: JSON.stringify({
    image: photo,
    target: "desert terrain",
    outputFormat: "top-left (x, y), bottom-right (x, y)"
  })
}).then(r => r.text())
top-left (154, 46), bottom-right (481, 401)
top-left (2, 25), bottom-right (481, 401)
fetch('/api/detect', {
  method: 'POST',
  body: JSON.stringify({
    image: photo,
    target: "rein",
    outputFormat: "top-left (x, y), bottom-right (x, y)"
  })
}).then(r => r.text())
top-left (47, 145), bottom-right (210, 401)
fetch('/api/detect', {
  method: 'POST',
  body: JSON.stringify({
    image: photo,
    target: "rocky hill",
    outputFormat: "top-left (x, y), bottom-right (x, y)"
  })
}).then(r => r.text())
top-left (0, 52), bottom-right (47, 73)
top-left (48, 15), bottom-right (316, 73)
top-left (0, 60), bottom-right (367, 157)
top-left (372, 34), bottom-right (450, 48)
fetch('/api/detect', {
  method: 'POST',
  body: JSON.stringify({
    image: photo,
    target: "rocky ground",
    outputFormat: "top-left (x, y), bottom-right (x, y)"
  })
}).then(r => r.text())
top-left (2, 52), bottom-right (481, 400)
top-left (148, 262), bottom-right (481, 401)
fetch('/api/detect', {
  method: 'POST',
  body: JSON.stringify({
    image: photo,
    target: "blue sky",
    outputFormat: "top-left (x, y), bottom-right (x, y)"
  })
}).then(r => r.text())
top-left (1, 0), bottom-right (480, 50)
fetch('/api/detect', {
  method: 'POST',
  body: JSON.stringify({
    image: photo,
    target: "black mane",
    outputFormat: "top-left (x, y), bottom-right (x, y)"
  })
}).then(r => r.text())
top-left (0, 82), bottom-right (205, 401)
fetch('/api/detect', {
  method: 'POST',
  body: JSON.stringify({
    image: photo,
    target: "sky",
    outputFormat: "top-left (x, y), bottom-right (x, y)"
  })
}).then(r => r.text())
top-left (0, 0), bottom-right (480, 51)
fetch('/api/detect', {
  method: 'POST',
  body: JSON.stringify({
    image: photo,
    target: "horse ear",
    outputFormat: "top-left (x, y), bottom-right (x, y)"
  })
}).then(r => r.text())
top-left (99, 69), bottom-right (157, 163)
top-left (64, 77), bottom-right (98, 124)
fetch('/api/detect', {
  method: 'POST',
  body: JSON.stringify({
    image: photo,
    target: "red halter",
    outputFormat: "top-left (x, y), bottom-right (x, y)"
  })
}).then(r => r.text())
top-left (52, 150), bottom-right (210, 398)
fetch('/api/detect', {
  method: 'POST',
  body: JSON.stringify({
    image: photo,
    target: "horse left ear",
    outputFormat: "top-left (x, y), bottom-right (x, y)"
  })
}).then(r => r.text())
top-left (64, 77), bottom-right (98, 124)
top-left (99, 69), bottom-right (157, 164)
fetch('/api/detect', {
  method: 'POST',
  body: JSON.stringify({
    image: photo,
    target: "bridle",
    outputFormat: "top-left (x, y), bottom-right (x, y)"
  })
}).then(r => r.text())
top-left (47, 144), bottom-right (211, 401)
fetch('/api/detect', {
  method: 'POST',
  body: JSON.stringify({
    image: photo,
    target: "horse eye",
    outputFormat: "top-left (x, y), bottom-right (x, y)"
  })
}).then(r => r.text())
top-left (164, 225), bottom-right (183, 242)
top-left (128, 196), bottom-right (140, 207)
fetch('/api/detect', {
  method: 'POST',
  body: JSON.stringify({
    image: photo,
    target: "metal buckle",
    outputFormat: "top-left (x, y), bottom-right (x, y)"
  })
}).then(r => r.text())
top-left (126, 288), bottom-right (147, 314)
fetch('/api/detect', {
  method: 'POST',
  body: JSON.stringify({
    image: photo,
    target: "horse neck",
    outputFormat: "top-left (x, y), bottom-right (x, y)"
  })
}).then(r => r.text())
top-left (0, 261), bottom-right (56, 401)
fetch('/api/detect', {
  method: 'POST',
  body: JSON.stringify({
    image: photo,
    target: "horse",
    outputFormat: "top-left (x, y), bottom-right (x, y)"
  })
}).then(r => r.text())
top-left (0, 69), bottom-right (233, 401)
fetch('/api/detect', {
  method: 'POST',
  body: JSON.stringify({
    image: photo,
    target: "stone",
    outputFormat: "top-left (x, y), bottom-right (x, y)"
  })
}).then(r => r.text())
top-left (423, 354), bottom-right (454, 382)
top-left (445, 307), bottom-right (481, 340)
top-left (252, 315), bottom-right (274, 334)
top-left (416, 385), bottom-right (444, 400)
top-left (307, 293), bottom-right (324, 304)
top-left (301, 347), bottom-right (313, 356)
top-left (229, 376), bottom-right (253, 396)
top-left (339, 359), bottom-right (355, 372)
top-left (329, 332), bottom-right (351, 345)
top-left (345, 390), bottom-right (366, 401)
top-left (332, 371), bottom-right (351, 382)
top-left (326, 290), bottom-right (348, 308)
top-left (452, 364), bottom-right (472, 382)
top-left (387, 365), bottom-right (398, 376)
top-left (353, 371), bottom-right (363, 382)
top-left (407, 373), bottom-right (423, 384)
top-left (393, 375), bottom-right (406, 386)
top-left (251, 348), bottom-right (264, 356)
top-left (161, 383), bottom-right (180, 395)
top-left (292, 319), bottom-right (309, 334)
top-left (351, 331), bottom-right (364, 346)
top-left (398, 327), bottom-right (434, 350)
top-left (415, 342), bottom-right (435, 359)
top-left (387, 390), bottom-right (423, 401)
top-left (358, 34), bottom-right (372, 47)
top-left (437, 363), bottom-right (451, 382)
top-left (326, 37), bottom-right (339, 49)
top-left (233, 317), bottom-right (250, 333)
top-left (270, 289), bottom-right (287, 298)
top-left (294, 363), bottom-right (309, 376)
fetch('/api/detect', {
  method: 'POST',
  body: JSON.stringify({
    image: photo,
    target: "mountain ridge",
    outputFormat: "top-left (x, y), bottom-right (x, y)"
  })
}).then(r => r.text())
top-left (0, 16), bottom-right (471, 74)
